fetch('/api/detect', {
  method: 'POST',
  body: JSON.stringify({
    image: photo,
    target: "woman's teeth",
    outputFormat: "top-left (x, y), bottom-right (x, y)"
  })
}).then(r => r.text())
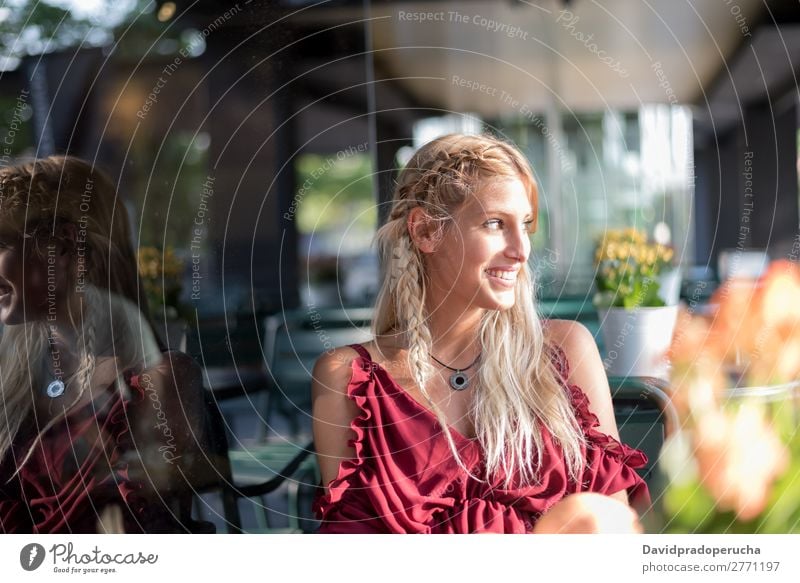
top-left (486, 269), bottom-right (516, 281)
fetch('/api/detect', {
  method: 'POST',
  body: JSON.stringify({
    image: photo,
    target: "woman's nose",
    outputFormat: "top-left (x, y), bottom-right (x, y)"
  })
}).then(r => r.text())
top-left (505, 225), bottom-right (530, 262)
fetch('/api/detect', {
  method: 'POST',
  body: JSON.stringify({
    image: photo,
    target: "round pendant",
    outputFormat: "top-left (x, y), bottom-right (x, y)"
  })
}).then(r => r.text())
top-left (46, 380), bottom-right (66, 398)
top-left (449, 372), bottom-right (470, 391)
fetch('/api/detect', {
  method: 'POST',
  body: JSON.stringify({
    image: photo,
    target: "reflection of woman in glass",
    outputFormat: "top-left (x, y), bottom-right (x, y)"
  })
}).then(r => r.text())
top-left (313, 134), bottom-right (649, 533)
top-left (0, 156), bottom-right (210, 533)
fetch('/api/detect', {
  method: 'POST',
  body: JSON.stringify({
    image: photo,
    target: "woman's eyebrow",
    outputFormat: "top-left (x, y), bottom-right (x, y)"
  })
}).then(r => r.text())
top-left (475, 208), bottom-right (534, 219)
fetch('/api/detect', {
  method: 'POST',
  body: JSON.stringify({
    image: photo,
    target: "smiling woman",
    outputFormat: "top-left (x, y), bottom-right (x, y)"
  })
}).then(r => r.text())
top-left (0, 156), bottom-right (214, 533)
top-left (311, 133), bottom-right (650, 534)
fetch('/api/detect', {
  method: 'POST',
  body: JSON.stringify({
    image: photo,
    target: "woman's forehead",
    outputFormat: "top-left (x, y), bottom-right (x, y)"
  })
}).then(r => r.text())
top-left (465, 178), bottom-right (533, 214)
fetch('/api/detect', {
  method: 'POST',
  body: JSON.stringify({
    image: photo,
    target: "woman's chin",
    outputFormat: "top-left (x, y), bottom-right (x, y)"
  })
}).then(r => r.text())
top-left (0, 304), bottom-right (32, 326)
top-left (479, 294), bottom-right (516, 312)
top-left (0, 312), bottom-right (21, 326)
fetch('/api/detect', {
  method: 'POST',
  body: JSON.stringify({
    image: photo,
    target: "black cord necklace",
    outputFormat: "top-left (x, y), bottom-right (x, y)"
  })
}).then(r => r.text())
top-left (429, 352), bottom-right (482, 391)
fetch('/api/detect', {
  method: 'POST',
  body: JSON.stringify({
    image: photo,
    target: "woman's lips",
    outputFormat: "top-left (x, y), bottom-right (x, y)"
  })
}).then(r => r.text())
top-left (485, 268), bottom-right (518, 288)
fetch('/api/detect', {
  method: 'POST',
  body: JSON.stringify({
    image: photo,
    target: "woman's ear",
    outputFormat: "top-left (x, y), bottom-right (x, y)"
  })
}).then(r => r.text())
top-left (407, 207), bottom-right (438, 254)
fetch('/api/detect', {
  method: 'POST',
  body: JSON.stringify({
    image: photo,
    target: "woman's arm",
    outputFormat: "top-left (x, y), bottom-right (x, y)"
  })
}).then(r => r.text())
top-left (311, 347), bottom-right (362, 493)
top-left (533, 492), bottom-right (642, 533)
top-left (546, 319), bottom-right (628, 504)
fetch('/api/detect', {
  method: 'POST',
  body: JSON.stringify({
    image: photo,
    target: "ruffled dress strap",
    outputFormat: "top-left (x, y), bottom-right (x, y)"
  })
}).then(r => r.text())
top-left (348, 343), bottom-right (373, 361)
top-left (312, 343), bottom-right (388, 532)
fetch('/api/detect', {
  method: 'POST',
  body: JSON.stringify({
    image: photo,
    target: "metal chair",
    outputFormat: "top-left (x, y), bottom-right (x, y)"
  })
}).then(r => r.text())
top-left (258, 307), bottom-right (373, 440)
top-left (193, 392), bottom-right (318, 533)
top-left (608, 375), bottom-right (677, 511)
top-left (227, 440), bottom-right (319, 532)
top-left (194, 308), bottom-right (371, 531)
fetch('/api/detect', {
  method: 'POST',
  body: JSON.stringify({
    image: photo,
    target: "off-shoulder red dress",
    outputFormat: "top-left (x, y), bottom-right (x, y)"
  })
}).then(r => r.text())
top-left (314, 343), bottom-right (649, 533)
top-left (0, 365), bottom-right (209, 534)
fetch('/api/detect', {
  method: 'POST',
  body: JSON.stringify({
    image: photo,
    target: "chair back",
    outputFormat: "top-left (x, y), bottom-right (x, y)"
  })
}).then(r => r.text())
top-left (608, 376), bottom-right (677, 510)
top-left (197, 391), bottom-right (244, 532)
top-left (263, 307), bottom-right (373, 436)
top-left (196, 392), bottom-right (319, 532)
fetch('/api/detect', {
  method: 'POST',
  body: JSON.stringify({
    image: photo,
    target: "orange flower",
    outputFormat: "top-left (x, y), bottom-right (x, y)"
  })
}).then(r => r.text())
top-left (669, 310), bottom-right (728, 416)
top-left (708, 279), bottom-right (760, 362)
top-left (758, 260), bottom-right (800, 326)
top-left (745, 323), bottom-right (800, 385)
top-left (693, 404), bottom-right (788, 521)
top-left (670, 309), bottom-right (717, 364)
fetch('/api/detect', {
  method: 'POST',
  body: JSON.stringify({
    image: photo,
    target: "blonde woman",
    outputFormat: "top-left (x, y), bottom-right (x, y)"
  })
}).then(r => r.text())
top-left (0, 156), bottom-right (211, 533)
top-left (312, 134), bottom-right (649, 533)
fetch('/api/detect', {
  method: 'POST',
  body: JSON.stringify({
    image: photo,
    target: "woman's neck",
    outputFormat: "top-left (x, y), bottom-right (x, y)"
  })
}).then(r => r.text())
top-left (425, 300), bottom-right (483, 363)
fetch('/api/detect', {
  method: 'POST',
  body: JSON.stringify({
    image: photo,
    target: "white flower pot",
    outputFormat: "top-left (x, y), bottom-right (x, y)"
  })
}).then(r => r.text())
top-left (597, 305), bottom-right (679, 379)
top-left (658, 269), bottom-right (682, 306)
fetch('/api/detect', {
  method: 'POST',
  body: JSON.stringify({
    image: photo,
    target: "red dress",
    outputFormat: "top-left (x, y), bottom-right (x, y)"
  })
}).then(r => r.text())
top-left (0, 367), bottom-right (208, 534)
top-left (314, 343), bottom-right (649, 533)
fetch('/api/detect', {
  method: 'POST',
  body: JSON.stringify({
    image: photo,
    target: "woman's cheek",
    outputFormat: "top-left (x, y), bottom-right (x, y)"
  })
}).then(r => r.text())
top-left (23, 260), bottom-right (53, 310)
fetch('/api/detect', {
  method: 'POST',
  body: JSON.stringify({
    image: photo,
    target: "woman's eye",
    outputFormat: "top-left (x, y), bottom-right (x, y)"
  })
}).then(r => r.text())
top-left (523, 220), bottom-right (535, 233)
top-left (485, 219), bottom-right (502, 230)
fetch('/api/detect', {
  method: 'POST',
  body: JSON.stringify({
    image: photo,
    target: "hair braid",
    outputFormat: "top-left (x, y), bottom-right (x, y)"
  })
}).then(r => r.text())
top-left (10, 293), bottom-right (99, 475)
top-left (377, 220), bottom-right (478, 477)
top-left (76, 292), bottom-right (98, 406)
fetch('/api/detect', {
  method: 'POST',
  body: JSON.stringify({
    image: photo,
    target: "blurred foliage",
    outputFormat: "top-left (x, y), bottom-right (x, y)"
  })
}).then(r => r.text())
top-left (0, 93), bottom-right (33, 161)
top-left (593, 227), bottom-right (674, 308)
top-left (294, 153), bottom-right (376, 234)
top-left (0, 0), bottom-right (198, 66)
top-left (0, 0), bottom-right (142, 63)
top-left (131, 130), bottom-right (210, 251)
top-left (662, 260), bottom-right (800, 533)
top-left (138, 245), bottom-right (185, 318)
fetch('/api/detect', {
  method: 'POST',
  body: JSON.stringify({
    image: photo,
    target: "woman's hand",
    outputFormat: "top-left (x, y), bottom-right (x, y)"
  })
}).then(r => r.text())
top-left (96, 504), bottom-right (126, 533)
top-left (532, 492), bottom-right (642, 534)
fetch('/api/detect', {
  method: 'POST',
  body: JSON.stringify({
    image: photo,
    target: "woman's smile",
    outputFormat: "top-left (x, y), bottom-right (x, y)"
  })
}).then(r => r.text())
top-left (485, 267), bottom-right (520, 287)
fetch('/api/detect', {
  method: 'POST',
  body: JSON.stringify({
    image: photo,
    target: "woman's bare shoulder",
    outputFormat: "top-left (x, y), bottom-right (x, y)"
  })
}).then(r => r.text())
top-left (312, 343), bottom-right (377, 396)
top-left (544, 319), bottom-right (605, 384)
top-left (312, 345), bottom-right (369, 489)
top-left (544, 318), bottom-right (595, 351)
top-left (544, 319), bottom-right (618, 437)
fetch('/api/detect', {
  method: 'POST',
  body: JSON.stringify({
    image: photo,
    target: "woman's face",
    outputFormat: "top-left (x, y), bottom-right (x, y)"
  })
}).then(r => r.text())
top-left (423, 177), bottom-right (533, 313)
top-left (0, 226), bottom-right (68, 326)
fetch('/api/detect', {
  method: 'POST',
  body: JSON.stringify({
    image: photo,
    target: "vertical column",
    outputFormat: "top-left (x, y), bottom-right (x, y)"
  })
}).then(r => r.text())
top-left (204, 28), bottom-right (299, 315)
top-left (743, 101), bottom-right (798, 251)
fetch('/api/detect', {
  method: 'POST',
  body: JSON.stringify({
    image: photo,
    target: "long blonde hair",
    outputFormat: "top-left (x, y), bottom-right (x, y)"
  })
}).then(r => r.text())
top-left (0, 156), bottom-right (161, 469)
top-left (374, 133), bottom-right (585, 486)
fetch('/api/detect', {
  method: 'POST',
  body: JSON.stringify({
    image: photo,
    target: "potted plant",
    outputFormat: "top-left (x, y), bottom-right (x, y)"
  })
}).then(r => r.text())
top-left (660, 260), bottom-right (800, 532)
top-left (593, 228), bottom-right (677, 378)
top-left (137, 245), bottom-right (188, 350)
